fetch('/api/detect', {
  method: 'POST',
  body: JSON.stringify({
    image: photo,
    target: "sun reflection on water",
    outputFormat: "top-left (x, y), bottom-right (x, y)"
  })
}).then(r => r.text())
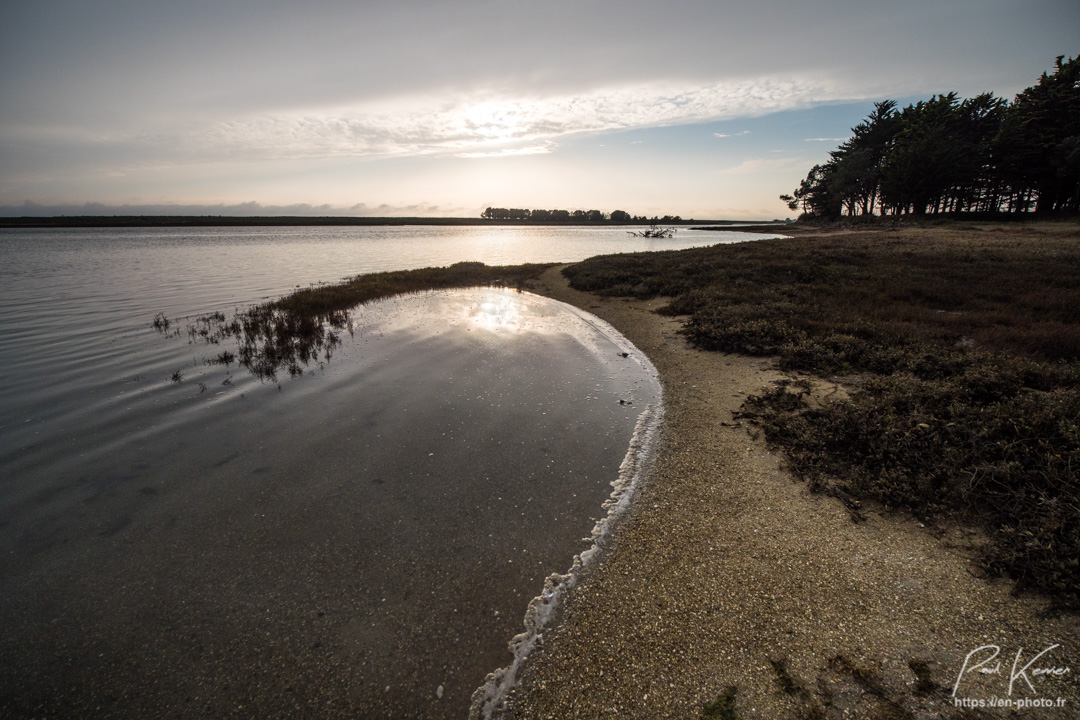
top-left (467, 293), bottom-right (527, 333)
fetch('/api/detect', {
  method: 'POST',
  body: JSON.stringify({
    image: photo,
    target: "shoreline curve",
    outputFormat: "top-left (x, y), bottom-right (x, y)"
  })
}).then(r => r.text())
top-left (492, 262), bottom-right (1079, 719)
top-left (469, 293), bottom-right (665, 719)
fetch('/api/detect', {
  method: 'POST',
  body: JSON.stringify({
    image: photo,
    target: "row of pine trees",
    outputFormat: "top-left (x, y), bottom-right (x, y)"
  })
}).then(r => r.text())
top-left (782, 55), bottom-right (1080, 218)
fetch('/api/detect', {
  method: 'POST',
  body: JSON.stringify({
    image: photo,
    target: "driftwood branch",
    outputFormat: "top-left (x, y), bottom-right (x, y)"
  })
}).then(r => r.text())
top-left (627, 224), bottom-right (677, 238)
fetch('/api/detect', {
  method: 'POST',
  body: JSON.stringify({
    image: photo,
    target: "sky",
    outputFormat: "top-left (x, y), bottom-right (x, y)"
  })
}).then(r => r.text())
top-left (1, 1), bottom-right (1077, 220)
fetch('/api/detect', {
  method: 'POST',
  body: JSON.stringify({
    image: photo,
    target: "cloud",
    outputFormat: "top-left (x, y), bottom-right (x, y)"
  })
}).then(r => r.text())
top-left (0, 200), bottom-right (463, 217)
top-left (453, 145), bottom-right (555, 159)
top-left (804, 137), bottom-right (847, 142)
top-left (1, 74), bottom-right (841, 172)
top-left (713, 156), bottom-right (807, 175)
top-left (4, 0), bottom-right (1065, 133)
top-left (183, 75), bottom-right (840, 161)
top-left (714, 131), bottom-right (751, 138)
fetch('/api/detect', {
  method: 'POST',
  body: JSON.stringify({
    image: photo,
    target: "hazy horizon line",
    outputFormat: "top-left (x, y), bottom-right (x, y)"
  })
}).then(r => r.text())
top-left (0, 200), bottom-right (767, 221)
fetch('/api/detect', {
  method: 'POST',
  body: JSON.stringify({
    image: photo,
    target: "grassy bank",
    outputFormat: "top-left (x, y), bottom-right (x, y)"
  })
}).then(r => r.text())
top-left (564, 223), bottom-right (1080, 602)
top-left (176, 261), bottom-right (553, 379)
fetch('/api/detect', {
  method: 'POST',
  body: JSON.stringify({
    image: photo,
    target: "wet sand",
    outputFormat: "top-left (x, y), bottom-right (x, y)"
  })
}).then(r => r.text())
top-left (498, 264), bottom-right (1080, 718)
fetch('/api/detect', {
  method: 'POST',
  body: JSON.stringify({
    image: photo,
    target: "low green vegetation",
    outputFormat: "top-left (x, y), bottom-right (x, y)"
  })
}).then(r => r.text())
top-left (565, 223), bottom-right (1080, 602)
top-left (182, 261), bottom-right (553, 380)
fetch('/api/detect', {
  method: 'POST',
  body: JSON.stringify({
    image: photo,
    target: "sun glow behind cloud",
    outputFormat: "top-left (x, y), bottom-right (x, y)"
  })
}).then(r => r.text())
top-left (141, 75), bottom-right (842, 164)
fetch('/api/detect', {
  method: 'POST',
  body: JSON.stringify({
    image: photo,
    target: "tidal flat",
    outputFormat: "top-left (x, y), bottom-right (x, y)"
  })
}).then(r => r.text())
top-left (0, 286), bottom-right (660, 719)
top-left (3, 224), bottom-right (746, 719)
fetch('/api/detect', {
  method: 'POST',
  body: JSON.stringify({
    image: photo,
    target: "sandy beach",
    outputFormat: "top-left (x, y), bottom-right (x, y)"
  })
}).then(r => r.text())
top-left (495, 256), bottom-right (1080, 718)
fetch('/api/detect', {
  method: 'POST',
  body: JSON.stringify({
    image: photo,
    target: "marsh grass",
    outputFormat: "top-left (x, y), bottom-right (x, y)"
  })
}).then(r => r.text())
top-left (182, 261), bottom-right (553, 380)
top-left (566, 223), bottom-right (1080, 601)
top-left (152, 312), bottom-right (170, 332)
top-left (210, 350), bottom-right (236, 366)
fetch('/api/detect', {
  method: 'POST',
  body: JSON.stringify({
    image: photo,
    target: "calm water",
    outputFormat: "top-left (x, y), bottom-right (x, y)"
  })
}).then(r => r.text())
top-left (0, 225), bottom-right (771, 718)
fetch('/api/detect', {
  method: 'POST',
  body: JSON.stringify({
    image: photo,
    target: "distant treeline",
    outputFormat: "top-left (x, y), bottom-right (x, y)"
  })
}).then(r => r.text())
top-left (783, 55), bottom-right (1080, 218)
top-left (481, 207), bottom-right (685, 223)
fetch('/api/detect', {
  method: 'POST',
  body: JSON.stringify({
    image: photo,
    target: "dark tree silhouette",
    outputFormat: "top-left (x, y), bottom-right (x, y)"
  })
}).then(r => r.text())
top-left (782, 56), bottom-right (1079, 218)
top-left (998, 55), bottom-right (1080, 214)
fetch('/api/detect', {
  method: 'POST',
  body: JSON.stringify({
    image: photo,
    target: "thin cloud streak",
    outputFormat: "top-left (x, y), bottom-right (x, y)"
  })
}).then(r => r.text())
top-left (213, 76), bottom-right (841, 158)
top-left (453, 145), bottom-right (555, 159)
top-left (1, 200), bottom-right (466, 218)
top-left (4, 75), bottom-right (844, 167)
top-left (714, 156), bottom-right (808, 175)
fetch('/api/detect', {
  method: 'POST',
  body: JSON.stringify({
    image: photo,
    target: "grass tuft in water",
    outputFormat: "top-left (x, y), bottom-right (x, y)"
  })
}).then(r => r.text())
top-left (175, 261), bottom-right (554, 381)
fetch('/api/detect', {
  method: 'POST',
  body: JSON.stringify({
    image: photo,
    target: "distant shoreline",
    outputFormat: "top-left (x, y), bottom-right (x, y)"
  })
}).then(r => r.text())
top-left (0, 216), bottom-right (789, 229)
